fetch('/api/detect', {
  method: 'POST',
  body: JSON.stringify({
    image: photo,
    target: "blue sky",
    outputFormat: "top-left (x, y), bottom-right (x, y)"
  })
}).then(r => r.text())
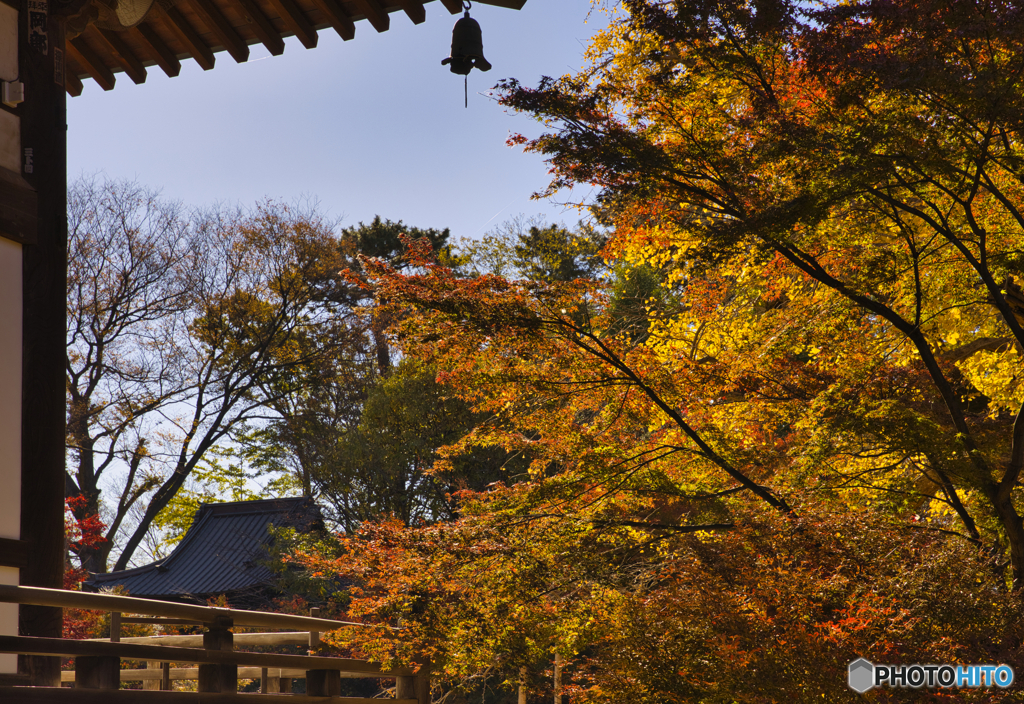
top-left (67, 1), bottom-right (607, 240)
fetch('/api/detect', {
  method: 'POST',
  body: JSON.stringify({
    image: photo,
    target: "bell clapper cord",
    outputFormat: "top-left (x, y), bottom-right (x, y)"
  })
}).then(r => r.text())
top-left (464, 0), bottom-right (470, 108)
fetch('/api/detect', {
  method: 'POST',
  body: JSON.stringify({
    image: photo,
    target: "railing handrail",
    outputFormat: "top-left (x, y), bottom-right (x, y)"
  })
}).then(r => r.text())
top-left (0, 584), bottom-right (372, 631)
top-left (84, 631), bottom-right (310, 647)
top-left (0, 635), bottom-right (415, 676)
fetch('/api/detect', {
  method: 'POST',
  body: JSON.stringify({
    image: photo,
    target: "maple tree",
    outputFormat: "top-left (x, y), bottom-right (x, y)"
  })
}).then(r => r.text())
top-left (493, 0), bottom-right (1024, 584)
top-left (283, 0), bottom-right (1024, 700)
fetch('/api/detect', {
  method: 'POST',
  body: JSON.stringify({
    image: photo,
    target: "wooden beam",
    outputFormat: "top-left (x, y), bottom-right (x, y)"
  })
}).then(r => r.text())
top-left (0, 170), bottom-right (38, 244)
top-left (266, 0), bottom-right (318, 48)
top-left (66, 38), bottom-right (115, 91)
top-left (0, 537), bottom-right (30, 568)
top-left (158, 5), bottom-right (216, 71)
top-left (65, 69), bottom-right (83, 97)
top-left (353, 0), bottom-right (389, 32)
top-left (94, 28), bottom-right (147, 85)
top-left (438, 0), bottom-right (462, 13)
top-left (309, 0), bottom-right (355, 40)
top-left (395, 0), bottom-right (425, 24)
top-left (187, 0), bottom-right (249, 63)
top-left (132, 24), bottom-right (181, 77)
top-left (235, 0), bottom-right (285, 55)
top-left (20, 15), bottom-right (68, 687)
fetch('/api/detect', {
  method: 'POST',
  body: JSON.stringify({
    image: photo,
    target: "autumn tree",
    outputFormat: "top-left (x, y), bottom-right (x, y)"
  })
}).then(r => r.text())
top-left (494, 0), bottom-right (1024, 586)
top-left (280, 0), bottom-right (1024, 699)
top-left (66, 179), bottom-right (352, 572)
top-left (66, 178), bottom-right (197, 573)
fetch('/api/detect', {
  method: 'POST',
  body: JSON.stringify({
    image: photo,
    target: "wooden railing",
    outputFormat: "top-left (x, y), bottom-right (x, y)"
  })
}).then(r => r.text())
top-left (0, 584), bottom-right (429, 703)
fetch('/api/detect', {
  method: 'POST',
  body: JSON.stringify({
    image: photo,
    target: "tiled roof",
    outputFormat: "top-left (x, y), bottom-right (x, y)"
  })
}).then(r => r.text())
top-left (86, 497), bottom-right (322, 602)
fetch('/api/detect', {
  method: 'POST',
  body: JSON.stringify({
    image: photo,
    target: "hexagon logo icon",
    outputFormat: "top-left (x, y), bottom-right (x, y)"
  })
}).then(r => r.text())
top-left (848, 658), bottom-right (874, 693)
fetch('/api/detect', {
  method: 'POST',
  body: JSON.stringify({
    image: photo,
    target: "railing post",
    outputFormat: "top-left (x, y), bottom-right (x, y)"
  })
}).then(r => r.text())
top-left (259, 667), bottom-right (281, 693)
top-left (161, 662), bottom-right (171, 691)
top-left (109, 612), bottom-right (121, 642)
top-left (397, 673), bottom-right (416, 700)
top-left (308, 607), bottom-right (320, 650)
top-left (306, 668), bottom-right (340, 696)
top-left (75, 655), bottom-right (120, 690)
top-left (198, 615), bottom-right (236, 693)
top-left (416, 659), bottom-right (432, 704)
top-left (398, 656), bottom-right (430, 702)
top-left (143, 660), bottom-right (160, 690)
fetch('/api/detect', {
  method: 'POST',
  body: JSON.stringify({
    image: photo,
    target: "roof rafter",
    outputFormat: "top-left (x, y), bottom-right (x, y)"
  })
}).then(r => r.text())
top-left (67, 37), bottom-right (116, 90)
top-left (65, 70), bottom-right (84, 97)
top-left (95, 27), bottom-right (148, 85)
top-left (158, 4), bottom-right (217, 71)
top-left (188, 0), bottom-right (250, 64)
top-left (266, 0), bottom-right (318, 49)
top-left (310, 0), bottom-right (355, 40)
top-left (236, 0), bottom-right (286, 55)
top-left (395, 0), bottom-right (425, 24)
top-left (353, 0), bottom-right (389, 32)
top-left (132, 23), bottom-right (182, 77)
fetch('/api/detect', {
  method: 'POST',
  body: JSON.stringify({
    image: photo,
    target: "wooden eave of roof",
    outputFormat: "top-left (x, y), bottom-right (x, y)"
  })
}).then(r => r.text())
top-left (59, 0), bottom-right (527, 96)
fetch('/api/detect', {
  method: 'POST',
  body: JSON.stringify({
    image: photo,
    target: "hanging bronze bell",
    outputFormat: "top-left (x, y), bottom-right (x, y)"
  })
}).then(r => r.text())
top-left (442, 9), bottom-right (492, 75)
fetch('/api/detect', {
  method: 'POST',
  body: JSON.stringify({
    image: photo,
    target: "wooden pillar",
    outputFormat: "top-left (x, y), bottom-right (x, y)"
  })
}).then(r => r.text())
top-left (109, 612), bottom-right (121, 642)
top-left (198, 615), bottom-right (236, 693)
top-left (17, 0), bottom-right (66, 686)
top-left (75, 656), bottom-right (119, 690)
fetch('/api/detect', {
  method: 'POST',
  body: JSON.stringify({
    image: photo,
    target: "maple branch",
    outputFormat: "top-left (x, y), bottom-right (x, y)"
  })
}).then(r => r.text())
top-left (589, 519), bottom-right (736, 533)
top-left (554, 318), bottom-right (794, 515)
top-left (906, 523), bottom-right (982, 545)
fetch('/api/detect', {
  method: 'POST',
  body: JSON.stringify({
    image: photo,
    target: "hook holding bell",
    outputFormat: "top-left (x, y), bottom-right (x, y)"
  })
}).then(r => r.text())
top-left (441, 1), bottom-right (492, 75)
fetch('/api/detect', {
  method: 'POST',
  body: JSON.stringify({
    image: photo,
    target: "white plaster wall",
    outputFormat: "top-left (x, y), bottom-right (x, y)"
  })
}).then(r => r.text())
top-left (0, 240), bottom-right (21, 674)
top-left (0, 4), bottom-right (16, 82)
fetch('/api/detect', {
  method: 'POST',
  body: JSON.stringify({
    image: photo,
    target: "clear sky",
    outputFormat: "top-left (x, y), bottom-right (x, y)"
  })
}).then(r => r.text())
top-left (67, 1), bottom-right (607, 240)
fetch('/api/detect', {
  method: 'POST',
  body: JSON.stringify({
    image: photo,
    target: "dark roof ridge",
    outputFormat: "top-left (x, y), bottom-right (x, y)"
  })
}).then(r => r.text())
top-left (197, 496), bottom-right (312, 517)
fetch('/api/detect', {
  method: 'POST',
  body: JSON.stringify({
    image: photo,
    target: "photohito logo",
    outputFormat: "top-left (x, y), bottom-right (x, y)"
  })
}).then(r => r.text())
top-left (847, 658), bottom-right (1014, 692)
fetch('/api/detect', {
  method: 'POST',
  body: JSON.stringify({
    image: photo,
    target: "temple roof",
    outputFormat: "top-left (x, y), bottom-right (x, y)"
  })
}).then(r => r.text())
top-left (59, 0), bottom-right (526, 96)
top-left (85, 496), bottom-right (323, 603)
